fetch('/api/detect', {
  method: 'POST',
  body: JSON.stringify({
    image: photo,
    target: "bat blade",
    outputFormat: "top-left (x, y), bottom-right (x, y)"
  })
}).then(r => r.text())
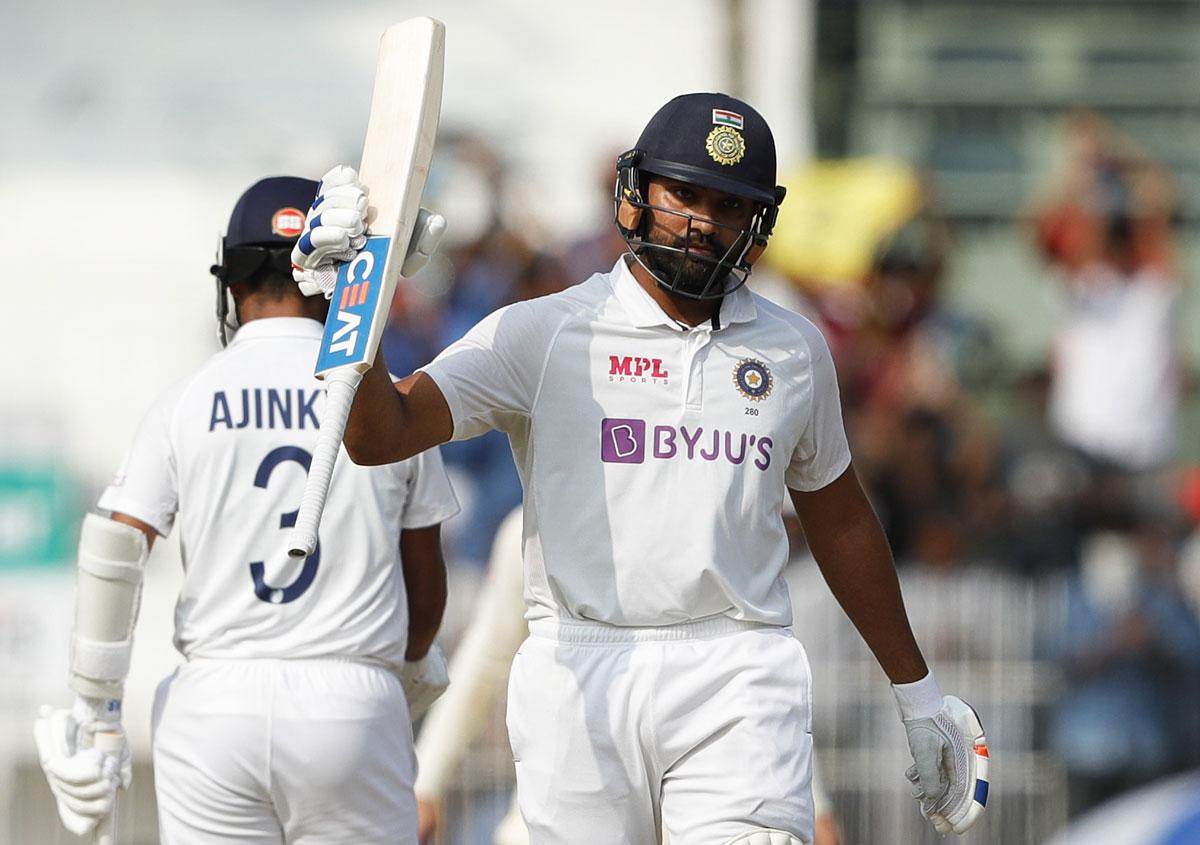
top-left (316, 17), bottom-right (445, 377)
top-left (289, 18), bottom-right (445, 559)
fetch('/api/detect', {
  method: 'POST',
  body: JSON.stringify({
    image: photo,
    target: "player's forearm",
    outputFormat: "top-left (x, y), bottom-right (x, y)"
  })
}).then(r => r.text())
top-left (343, 355), bottom-right (411, 464)
top-left (817, 521), bottom-right (928, 684)
top-left (344, 359), bottom-right (453, 465)
top-left (406, 593), bottom-right (445, 662)
top-left (71, 514), bottom-right (153, 702)
top-left (401, 527), bottom-right (448, 661)
top-left (792, 467), bottom-right (928, 684)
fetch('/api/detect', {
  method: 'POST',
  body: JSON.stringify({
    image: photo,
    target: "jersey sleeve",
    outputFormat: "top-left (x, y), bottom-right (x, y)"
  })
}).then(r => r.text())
top-left (401, 445), bottom-right (461, 529)
top-left (96, 394), bottom-right (179, 536)
top-left (785, 325), bottom-right (852, 492)
top-left (419, 301), bottom-right (549, 440)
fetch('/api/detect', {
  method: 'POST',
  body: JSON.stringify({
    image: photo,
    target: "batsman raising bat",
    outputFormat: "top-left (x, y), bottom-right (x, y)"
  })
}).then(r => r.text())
top-left (295, 90), bottom-right (990, 844)
top-left (33, 171), bottom-right (458, 844)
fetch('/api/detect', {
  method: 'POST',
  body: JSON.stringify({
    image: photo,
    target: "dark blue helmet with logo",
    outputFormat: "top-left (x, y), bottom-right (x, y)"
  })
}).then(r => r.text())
top-left (209, 176), bottom-right (318, 345)
top-left (614, 92), bottom-right (786, 300)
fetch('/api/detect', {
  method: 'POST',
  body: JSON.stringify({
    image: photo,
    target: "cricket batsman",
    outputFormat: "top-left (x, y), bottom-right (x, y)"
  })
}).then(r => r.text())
top-left (293, 92), bottom-right (989, 843)
top-left (34, 176), bottom-right (459, 844)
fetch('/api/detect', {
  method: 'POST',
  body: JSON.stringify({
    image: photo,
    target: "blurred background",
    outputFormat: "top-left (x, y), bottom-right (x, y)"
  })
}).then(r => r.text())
top-left (3, 0), bottom-right (1200, 842)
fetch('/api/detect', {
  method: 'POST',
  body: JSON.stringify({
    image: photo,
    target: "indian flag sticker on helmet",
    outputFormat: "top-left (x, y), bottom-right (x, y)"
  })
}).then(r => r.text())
top-left (712, 109), bottom-right (744, 130)
top-left (272, 207), bottom-right (306, 238)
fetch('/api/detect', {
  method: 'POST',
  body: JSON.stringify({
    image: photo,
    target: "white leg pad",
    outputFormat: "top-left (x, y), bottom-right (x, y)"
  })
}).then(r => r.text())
top-left (70, 514), bottom-right (148, 699)
top-left (723, 829), bottom-right (810, 845)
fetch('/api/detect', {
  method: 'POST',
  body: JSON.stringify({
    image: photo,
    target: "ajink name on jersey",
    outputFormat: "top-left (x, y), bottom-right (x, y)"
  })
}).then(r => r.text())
top-left (210, 389), bottom-right (321, 431)
top-left (600, 417), bottom-right (772, 469)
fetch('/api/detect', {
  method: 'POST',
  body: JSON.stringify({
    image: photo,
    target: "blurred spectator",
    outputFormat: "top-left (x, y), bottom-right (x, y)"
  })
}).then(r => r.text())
top-left (993, 368), bottom-right (1093, 574)
top-left (1033, 110), bottom-right (1183, 473)
top-left (1177, 499), bottom-right (1200, 770)
top-left (824, 214), bottom-right (1004, 563)
top-left (1047, 519), bottom-right (1200, 817)
top-left (558, 150), bottom-right (628, 281)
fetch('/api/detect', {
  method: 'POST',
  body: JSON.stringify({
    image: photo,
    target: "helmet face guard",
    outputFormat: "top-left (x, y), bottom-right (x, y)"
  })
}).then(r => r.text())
top-left (613, 149), bottom-right (784, 301)
top-left (209, 240), bottom-right (294, 346)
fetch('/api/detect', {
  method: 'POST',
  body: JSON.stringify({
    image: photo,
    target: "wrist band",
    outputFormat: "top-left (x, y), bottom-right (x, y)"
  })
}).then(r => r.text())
top-left (891, 671), bottom-right (943, 721)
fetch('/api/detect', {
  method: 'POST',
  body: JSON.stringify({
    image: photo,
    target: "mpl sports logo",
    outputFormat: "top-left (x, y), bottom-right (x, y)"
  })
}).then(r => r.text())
top-left (608, 355), bottom-right (670, 385)
top-left (315, 236), bottom-right (390, 374)
top-left (600, 417), bottom-right (773, 470)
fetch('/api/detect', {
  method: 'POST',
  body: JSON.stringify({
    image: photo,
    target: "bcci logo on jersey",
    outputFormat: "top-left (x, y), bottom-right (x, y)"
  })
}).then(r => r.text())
top-left (733, 358), bottom-right (773, 401)
top-left (601, 418), bottom-right (772, 470)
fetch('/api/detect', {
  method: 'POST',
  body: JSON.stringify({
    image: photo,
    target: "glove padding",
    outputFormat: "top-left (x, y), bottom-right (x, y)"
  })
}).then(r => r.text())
top-left (33, 698), bottom-right (131, 836)
top-left (292, 165), bottom-right (446, 298)
top-left (400, 643), bottom-right (449, 720)
top-left (903, 695), bottom-right (989, 835)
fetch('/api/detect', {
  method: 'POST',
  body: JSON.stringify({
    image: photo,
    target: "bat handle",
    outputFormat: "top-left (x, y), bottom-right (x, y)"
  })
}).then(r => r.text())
top-left (94, 806), bottom-right (115, 845)
top-left (288, 369), bottom-right (364, 558)
top-left (91, 729), bottom-right (123, 845)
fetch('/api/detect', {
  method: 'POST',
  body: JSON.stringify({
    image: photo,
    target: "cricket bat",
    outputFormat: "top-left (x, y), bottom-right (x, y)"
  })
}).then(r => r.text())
top-left (91, 729), bottom-right (123, 845)
top-left (288, 17), bottom-right (445, 559)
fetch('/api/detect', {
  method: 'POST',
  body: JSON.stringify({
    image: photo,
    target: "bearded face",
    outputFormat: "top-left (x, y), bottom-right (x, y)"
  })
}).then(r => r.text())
top-left (638, 226), bottom-right (731, 295)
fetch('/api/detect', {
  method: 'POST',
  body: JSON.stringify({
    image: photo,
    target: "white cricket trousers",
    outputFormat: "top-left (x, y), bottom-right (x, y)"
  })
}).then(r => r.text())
top-left (507, 618), bottom-right (815, 844)
top-left (151, 658), bottom-right (417, 844)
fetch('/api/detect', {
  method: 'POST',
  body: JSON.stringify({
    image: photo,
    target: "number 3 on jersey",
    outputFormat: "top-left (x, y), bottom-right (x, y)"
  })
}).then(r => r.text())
top-left (251, 446), bottom-right (321, 603)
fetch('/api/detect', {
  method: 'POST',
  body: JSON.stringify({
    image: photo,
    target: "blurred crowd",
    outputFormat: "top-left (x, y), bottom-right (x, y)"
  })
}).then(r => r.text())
top-left (383, 113), bottom-right (1200, 823)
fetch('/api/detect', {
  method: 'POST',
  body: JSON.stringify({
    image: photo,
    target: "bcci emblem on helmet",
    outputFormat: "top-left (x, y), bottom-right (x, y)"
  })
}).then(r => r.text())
top-left (733, 358), bottom-right (773, 401)
top-left (706, 126), bottom-right (746, 166)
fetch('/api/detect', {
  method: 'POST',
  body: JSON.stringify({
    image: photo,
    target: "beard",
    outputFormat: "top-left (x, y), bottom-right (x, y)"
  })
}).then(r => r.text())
top-left (638, 228), bottom-right (731, 295)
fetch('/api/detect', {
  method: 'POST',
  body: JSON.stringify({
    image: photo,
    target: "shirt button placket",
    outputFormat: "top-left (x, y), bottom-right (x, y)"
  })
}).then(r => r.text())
top-left (684, 329), bottom-right (709, 412)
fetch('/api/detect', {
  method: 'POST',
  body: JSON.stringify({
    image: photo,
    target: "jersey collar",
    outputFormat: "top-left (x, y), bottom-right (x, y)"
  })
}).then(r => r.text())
top-left (611, 256), bottom-right (757, 330)
top-left (229, 316), bottom-right (325, 344)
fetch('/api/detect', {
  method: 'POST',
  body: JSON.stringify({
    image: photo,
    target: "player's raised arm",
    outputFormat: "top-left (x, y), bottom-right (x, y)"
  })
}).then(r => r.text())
top-left (292, 166), bottom-right (454, 465)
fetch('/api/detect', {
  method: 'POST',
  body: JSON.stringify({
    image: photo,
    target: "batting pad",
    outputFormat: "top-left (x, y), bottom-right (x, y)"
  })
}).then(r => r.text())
top-left (70, 514), bottom-right (148, 698)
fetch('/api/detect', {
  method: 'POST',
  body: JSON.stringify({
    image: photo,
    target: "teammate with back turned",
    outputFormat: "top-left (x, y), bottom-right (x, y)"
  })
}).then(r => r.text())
top-left (33, 176), bottom-right (459, 844)
top-left (293, 93), bottom-right (990, 844)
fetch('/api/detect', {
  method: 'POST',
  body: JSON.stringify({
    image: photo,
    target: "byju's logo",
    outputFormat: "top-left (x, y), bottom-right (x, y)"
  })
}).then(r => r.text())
top-left (600, 418), bottom-right (646, 463)
top-left (600, 418), bottom-right (773, 470)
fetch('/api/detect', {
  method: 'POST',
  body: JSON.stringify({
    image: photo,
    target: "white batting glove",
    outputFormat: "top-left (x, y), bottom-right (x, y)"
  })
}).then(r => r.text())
top-left (894, 677), bottom-right (990, 835)
top-left (400, 643), bottom-right (450, 720)
top-left (291, 165), bottom-right (369, 297)
top-left (291, 165), bottom-right (447, 298)
top-left (33, 697), bottom-right (131, 837)
top-left (404, 207), bottom-right (448, 277)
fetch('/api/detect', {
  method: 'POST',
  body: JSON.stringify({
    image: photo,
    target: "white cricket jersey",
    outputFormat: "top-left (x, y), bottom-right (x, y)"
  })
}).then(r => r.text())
top-left (98, 317), bottom-right (459, 668)
top-left (421, 258), bottom-right (850, 627)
